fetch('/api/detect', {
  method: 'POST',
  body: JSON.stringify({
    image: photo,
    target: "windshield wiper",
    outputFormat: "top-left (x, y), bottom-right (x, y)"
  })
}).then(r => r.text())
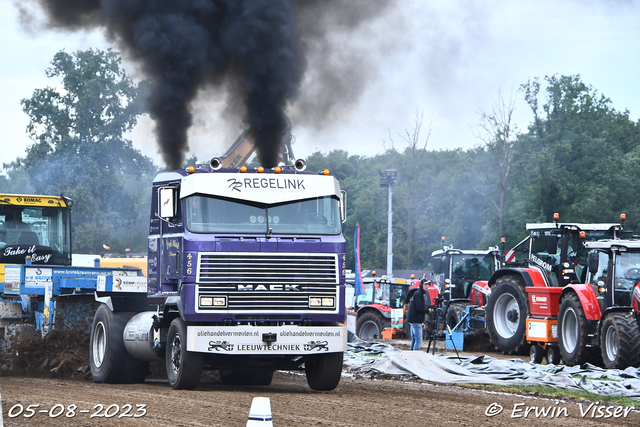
top-left (265, 208), bottom-right (272, 239)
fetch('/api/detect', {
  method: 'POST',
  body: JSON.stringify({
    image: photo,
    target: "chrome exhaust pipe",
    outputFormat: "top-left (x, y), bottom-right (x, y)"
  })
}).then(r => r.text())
top-left (294, 159), bottom-right (307, 171)
top-left (209, 157), bottom-right (222, 170)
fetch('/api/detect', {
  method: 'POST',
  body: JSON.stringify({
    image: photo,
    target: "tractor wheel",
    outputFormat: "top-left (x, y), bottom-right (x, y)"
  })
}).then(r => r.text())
top-left (219, 370), bottom-right (274, 386)
top-left (90, 305), bottom-right (148, 384)
top-left (446, 302), bottom-right (468, 332)
top-left (356, 312), bottom-right (384, 339)
top-left (558, 293), bottom-right (598, 366)
top-left (446, 307), bottom-right (459, 331)
top-left (529, 344), bottom-right (544, 364)
top-left (600, 312), bottom-right (640, 369)
top-left (305, 352), bottom-right (343, 391)
top-left (546, 346), bottom-right (561, 365)
top-left (485, 277), bottom-right (528, 354)
top-left (166, 317), bottom-right (203, 390)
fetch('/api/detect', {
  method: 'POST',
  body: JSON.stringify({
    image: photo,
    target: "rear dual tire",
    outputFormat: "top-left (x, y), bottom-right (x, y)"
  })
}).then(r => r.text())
top-left (90, 305), bottom-right (148, 384)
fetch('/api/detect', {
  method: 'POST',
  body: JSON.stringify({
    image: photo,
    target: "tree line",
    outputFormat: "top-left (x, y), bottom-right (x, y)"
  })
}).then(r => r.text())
top-left (307, 75), bottom-right (640, 272)
top-left (2, 50), bottom-right (639, 265)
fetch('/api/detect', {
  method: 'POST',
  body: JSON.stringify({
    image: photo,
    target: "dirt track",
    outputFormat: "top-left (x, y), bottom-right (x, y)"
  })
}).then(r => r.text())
top-left (1, 334), bottom-right (639, 426)
top-left (2, 369), bottom-right (640, 426)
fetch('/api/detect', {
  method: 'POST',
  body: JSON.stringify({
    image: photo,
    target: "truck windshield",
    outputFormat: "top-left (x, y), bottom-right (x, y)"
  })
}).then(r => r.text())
top-left (185, 195), bottom-right (342, 235)
top-left (0, 206), bottom-right (71, 265)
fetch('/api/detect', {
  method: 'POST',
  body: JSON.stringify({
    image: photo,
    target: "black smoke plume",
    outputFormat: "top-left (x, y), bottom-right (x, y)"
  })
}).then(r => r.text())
top-left (26, 0), bottom-right (390, 169)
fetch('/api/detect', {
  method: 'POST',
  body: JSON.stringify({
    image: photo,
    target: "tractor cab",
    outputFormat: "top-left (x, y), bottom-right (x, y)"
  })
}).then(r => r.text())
top-left (0, 194), bottom-right (72, 266)
top-left (507, 218), bottom-right (622, 287)
top-left (431, 246), bottom-right (501, 302)
top-left (585, 239), bottom-right (640, 309)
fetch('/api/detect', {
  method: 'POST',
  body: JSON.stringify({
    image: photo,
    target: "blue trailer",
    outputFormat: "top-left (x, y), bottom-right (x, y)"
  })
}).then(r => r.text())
top-left (0, 194), bottom-right (143, 349)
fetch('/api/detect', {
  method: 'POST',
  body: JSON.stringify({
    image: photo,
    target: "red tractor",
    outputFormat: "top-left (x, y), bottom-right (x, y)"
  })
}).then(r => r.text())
top-left (349, 274), bottom-right (437, 339)
top-left (548, 239), bottom-right (640, 367)
top-left (485, 215), bottom-right (624, 359)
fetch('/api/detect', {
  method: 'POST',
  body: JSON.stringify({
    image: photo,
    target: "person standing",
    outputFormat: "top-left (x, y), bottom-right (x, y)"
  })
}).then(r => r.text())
top-left (408, 279), bottom-right (432, 350)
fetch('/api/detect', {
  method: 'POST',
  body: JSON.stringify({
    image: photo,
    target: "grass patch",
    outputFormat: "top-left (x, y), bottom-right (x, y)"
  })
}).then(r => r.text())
top-left (465, 383), bottom-right (640, 407)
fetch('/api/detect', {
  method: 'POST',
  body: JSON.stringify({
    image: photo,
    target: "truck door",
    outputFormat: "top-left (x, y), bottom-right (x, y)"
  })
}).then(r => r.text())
top-left (154, 184), bottom-right (183, 293)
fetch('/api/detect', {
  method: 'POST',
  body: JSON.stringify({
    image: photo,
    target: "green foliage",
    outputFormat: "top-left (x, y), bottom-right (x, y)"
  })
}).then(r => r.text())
top-left (516, 75), bottom-right (640, 231)
top-left (5, 49), bottom-right (156, 253)
top-left (309, 75), bottom-right (640, 273)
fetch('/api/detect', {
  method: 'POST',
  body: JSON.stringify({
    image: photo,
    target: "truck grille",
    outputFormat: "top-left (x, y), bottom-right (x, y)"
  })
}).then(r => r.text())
top-left (197, 252), bottom-right (339, 311)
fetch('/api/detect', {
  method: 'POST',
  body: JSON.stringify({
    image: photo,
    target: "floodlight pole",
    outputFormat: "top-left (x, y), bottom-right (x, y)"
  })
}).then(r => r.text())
top-left (380, 170), bottom-right (397, 278)
top-left (387, 181), bottom-right (393, 278)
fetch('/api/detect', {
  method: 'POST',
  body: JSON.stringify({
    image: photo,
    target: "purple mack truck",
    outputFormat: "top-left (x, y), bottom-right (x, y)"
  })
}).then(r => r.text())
top-left (88, 158), bottom-right (347, 391)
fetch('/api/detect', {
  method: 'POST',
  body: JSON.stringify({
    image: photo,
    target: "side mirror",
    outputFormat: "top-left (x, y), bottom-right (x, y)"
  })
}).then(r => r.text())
top-left (588, 251), bottom-right (599, 275)
top-left (548, 234), bottom-right (558, 255)
top-left (159, 187), bottom-right (177, 219)
top-left (340, 190), bottom-right (347, 223)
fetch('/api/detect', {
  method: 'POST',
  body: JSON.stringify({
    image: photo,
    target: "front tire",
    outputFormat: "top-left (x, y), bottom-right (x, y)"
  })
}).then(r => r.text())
top-left (558, 293), bottom-right (597, 366)
top-left (356, 312), bottom-right (384, 339)
top-left (306, 352), bottom-right (343, 391)
top-left (600, 312), bottom-right (640, 369)
top-left (166, 317), bottom-right (203, 390)
top-left (90, 305), bottom-right (148, 384)
top-left (486, 277), bottom-right (528, 354)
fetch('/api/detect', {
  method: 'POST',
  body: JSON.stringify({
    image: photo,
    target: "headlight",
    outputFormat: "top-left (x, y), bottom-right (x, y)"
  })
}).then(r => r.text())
top-left (200, 296), bottom-right (226, 307)
top-left (310, 297), bottom-right (322, 307)
top-left (321, 297), bottom-right (334, 307)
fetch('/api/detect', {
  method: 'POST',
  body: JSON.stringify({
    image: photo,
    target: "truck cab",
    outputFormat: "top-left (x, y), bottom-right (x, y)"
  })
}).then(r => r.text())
top-left (90, 161), bottom-right (348, 391)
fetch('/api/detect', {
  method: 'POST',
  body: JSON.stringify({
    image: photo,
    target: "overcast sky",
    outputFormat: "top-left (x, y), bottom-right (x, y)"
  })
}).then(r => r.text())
top-left (1, 0), bottom-right (639, 169)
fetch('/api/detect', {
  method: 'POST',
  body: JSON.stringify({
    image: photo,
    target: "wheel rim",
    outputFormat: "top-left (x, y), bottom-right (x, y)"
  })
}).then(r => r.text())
top-left (493, 293), bottom-right (520, 339)
top-left (170, 333), bottom-right (182, 375)
top-left (529, 346), bottom-right (537, 362)
top-left (604, 324), bottom-right (618, 362)
top-left (92, 321), bottom-right (106, 368)
top-left (561, 307), bottom-right (579, 352)
top-left (359, 321), bottom-right (380, 339)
